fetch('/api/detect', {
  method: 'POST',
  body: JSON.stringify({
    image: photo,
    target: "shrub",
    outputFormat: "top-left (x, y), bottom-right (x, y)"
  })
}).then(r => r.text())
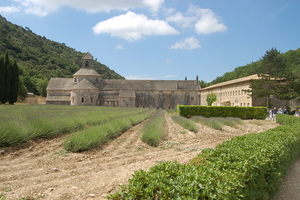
top-left (178, 105), bottom-right (267, 119)
top-left (64, 109), bottom-right (155, 152)
top-left (141, 108), bottom-right (165, 147)
top-left (0, 105), bottom-right (146, 147)
top-left (108, 114), bottom-right (300, 200)
top-left (171, 116), bottom-right (199, 132)
top-left (191, 116), bottom-right (243, 130)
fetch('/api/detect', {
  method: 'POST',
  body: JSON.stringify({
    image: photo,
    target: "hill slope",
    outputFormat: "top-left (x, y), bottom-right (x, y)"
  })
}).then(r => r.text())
top-left (207, 48), bottom-right (300, 86)
top-left (0, 15), bottom-right (124, 95)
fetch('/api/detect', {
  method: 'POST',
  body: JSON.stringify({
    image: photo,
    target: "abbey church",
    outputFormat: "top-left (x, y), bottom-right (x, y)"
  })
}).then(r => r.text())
top-left (46, 53), bottom-right (201, 108)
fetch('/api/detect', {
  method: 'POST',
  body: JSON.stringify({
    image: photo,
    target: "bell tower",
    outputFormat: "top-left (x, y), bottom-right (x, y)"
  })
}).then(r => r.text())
top-left (81, 52), bottom-right (94, 69)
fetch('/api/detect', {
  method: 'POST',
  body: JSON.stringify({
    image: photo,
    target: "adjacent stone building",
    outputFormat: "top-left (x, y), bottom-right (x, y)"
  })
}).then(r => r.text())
top-left (46, 53), bottom-right (201, 108)
top-left (200, 74), bottom-right (292, 109)
top-left (200, 75), bottom-right (259, 107)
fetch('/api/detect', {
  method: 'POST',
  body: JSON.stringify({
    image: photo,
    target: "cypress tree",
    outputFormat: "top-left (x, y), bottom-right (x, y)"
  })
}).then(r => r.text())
top-left (1, 52), bottom-right (10, 104)
top-left (8, 60), bottom-right (19, 104)
top-left (0, 56), bottom-right (4, 103)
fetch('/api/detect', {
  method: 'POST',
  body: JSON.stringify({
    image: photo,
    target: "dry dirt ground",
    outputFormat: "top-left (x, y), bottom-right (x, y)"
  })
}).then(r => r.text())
top-left (0, 115), bottom-right (279, 200)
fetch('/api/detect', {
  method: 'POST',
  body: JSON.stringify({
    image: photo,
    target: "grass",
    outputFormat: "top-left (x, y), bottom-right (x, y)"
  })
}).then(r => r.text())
top-left (0, 105), bottom-right (146, 147)
top-left (171, 116), bottom-right (199, 132)
top-left (64, 109), bottom-right (155, 152)
top-left (141, 108), bottom-right (166, 147)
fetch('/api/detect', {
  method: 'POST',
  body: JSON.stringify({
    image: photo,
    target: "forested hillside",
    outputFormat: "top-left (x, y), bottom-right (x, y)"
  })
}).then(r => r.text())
top-left (206, 48), bottom-right (300, 87)
top-left (0, 15), bottom-right (124, 95)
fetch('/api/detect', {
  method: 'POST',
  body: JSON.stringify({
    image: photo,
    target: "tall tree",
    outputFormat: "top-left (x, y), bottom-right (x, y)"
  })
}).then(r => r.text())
top-left (249, 48), bottom-right (289, 104)
top-left (1, 52), bottom-right (10, 104)
top-left (8, 60), bottom-right (19, 104)
top-left (0, 56), bottom-right (4, 102)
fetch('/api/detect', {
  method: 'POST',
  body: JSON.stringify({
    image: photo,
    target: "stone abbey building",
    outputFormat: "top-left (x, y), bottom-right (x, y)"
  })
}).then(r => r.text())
top-left (46, 53), bottom-right (201, 108)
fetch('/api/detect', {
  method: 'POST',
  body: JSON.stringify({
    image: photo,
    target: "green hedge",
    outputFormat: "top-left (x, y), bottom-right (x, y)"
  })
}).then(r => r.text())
top-left (108, 114), bottom-right (300, 200)
top-left (178, 105), bottom-right (267, 119)
top-left (276, 113), bottom-right (300, 125)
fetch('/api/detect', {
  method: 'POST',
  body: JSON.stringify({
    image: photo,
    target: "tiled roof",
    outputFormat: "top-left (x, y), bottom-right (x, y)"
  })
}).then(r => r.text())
top-left (82, 52), bottom-right (93, 60)
top-left (201, 74), bottom-right (259, 90)
top-left (73, 68), bottom-right (102, 77)
top-left (99, 80), bottom-right (201, 91)
top-left (119, 90), bottom-right (135, 97)
top-left (46, 78), bottom-right (74, 90)
top-left (72, 78), bottom-right (99, 90)
top-left (47, 78), bottom-right (200, 92)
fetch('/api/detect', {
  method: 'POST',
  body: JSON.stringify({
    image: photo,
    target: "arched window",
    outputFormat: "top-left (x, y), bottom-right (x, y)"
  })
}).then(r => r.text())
top-left (81, 97), bottom-right (85, 103)
top-left (85, 61), bottom-right (89, 68)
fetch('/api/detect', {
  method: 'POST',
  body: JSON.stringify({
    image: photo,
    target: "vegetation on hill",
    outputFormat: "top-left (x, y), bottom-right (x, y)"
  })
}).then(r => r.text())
top-left (202, 48), bottom-right (300, 88)
top-left (0, 15), bottom-right (124, 96)
top-left (200, 48), bottom-right (300, 101)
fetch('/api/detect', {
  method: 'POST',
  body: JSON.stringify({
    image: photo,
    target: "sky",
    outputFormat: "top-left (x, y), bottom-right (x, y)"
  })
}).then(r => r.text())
top-left (0, 0), bottom-right (300, 82)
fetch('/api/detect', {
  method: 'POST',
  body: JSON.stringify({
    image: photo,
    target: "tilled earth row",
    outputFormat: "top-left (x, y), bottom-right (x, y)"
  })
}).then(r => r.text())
top-left (0, 116), bottom-right (278, 200)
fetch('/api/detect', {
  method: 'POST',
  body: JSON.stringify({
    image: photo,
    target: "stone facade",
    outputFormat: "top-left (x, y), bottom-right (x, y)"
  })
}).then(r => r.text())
top-left (46, 53), bottom-right (201, 108)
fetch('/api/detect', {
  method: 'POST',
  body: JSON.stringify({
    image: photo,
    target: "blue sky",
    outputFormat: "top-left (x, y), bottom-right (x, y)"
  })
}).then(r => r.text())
top-left (0, 0), bottom-right (299, 82)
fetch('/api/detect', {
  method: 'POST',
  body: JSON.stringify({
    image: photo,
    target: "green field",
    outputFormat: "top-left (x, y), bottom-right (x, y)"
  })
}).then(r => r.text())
top-left (0, 105), bottom-right (153, 148)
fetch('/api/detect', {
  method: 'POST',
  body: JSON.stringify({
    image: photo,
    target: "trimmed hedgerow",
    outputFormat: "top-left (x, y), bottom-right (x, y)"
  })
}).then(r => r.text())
top-left (276, 113), bottom-right (300, 125)
top-left (107, 114), bottom-right (300, 200)
top-left (178, 105), bottom-right (267, 119)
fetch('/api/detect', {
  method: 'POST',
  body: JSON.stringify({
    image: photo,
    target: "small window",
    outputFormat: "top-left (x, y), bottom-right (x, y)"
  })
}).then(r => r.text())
top-left (81, 97), bottom-right (84, 103)
top-left (91, 98), bottom-right (93, 103)
top-left (191, 97), bottom-right (194, 100)
top-left (74, 78), bottom-right (77, 83)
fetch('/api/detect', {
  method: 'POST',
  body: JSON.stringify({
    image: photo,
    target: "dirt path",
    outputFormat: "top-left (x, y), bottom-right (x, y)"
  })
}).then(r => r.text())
top-left (0, 116), bottom-right (278, 200)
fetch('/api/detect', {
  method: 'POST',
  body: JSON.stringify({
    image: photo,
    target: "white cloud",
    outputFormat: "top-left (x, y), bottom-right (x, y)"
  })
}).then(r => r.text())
top-left (115, 45), bottom-right (127, 50)
top-left (166, 5), bottom-right (227, 34)
top-left (0, 6), bottom-right (20, 14)
top-left (93, 11), bottom-right (179, 42)
top-left (11, 0), bottom-right (163, 16)
top-left (142, 0), bottom-right (164, 13)
top-left (126, 74), bottom-right (177, 80)
top-left (169, 37), bottom-right (201, 50)
top-left (193, 9), bottom-right (228, 34)
top-left (166, 11), bottom-right (195, 28)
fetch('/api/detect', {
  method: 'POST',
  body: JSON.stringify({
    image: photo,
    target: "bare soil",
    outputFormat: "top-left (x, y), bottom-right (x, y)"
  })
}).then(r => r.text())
top-left (0, 116), bottom-right (278, 200)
